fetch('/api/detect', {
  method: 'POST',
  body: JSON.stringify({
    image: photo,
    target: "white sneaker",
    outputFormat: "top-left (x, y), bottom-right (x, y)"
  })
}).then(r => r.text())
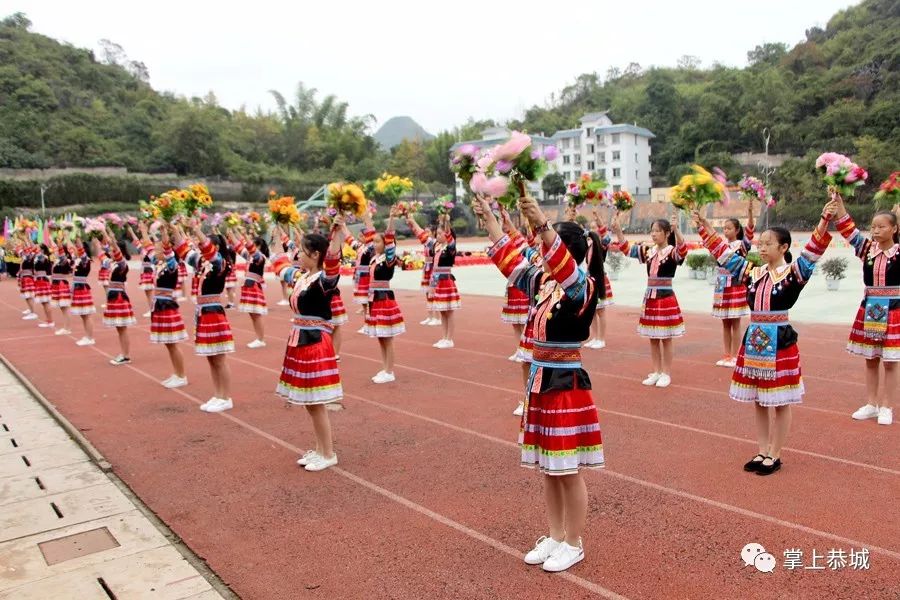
top-left (304, 453), bottom-right (338, 471)
top-left (523, 536), bottom-right (562, 565)
top-left (142, 311), bottom-right (151, 318)
top-left (205, 398), bottom-right (233, 413)
top-left (357, 326), bottom-right (367, 335)
top-left (200, 397), bottom-right (219, 411)
top-left (247, 339), bottom-right (267, 349)
top-left (22, 313), bottom-right (38, 320)
top-left (715, 357), bottom-right (729, 367)
top-left (722, 357), bottom-right (737, 368)
top-left (542, 541), bottom-right (585, 572)
top-left (852, 404), bottom-right (879, 420)
top-left (420, 317), bottom-right (431, 325)
top-left (642, 372), bottom-right (661, 386)
top-left (428, 318), bottom-right (441, 326)
top-left (655, 374), bottom-right (672, 388)
top-left (371, 370), bottom-right (386, 381)
top-left (277, 299), bottom-right (290, 306)
top-left (75, 337), bottom-right (95, 346)
top-left (877, 407), bottom-right (893, 426)
top-left (163, 375), bottom-right (188, 389)
top-left (433, 340), bottom-right (445, 348)
top-left (296, 450), bottom-right (319, 466)
top-left (373, 371), bottom-right (396, 384)
top-left (433, 339), bottom-right (454, 349)
top-left (508, 352), bottom-right (519, 361)
top-left (21, 309), bottom-right (30, 314)
top-left (38, 322), bottom-right (55, 328)
top-left (583, 339), bottom-right (597, 348)
top-left (109, 355), bottom-right (131, 366)
top-left (513, 403), bottom-right (524, 417)
top-left (54, 328), bottom-right (71, 335)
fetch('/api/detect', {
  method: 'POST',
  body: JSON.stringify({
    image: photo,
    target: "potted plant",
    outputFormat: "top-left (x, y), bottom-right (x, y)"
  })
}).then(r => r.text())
top-left (686, 251), bottom-right (708, 279)
top-left (820, 257), bottom-right (848, 291)
top-left (606, 250), bottom-right (626, 280)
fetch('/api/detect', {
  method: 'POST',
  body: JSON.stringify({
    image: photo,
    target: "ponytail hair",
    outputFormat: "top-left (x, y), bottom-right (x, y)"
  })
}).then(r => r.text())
top-left (726, 218), bottom-right (744, 240)
top-left (652, 219), bottom-right (676, 246)
top-left (769, 227), bottom-right (793, 263)
top-left (552, 222), bottom-right (606, 297)
top-left (117, 240), bottom-right (131, 261)
top-left (253, 236), bottom-right (270, 258)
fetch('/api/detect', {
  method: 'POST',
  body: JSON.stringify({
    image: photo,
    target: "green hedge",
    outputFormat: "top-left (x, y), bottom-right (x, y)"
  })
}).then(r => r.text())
top-left (0, 174), bottom-right (172, 210)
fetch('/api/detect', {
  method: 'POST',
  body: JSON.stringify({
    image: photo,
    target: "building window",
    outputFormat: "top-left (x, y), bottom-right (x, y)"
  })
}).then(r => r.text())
top-left (613, 168), bottom-right (621, 178)
top-left (636, 170), bottom-right (639, 180)
top-left (634, 134), bottom-right (638, 143)
top-left (563, 171), bottom-right (571, 181)
top-left (599, 168), bottom-right (606, 179)
top-left (563, 155), bottom-right (570, 165)
top-left (611, 133), bottom-right (620, 144)
top-left (587, 161), bottom-right (595, 171)
top-left (586, 127), bottom-right (593, 136)
top-left (574, 170), bottom-right (581, 178)
top-left (614, 184), bottom-right (622, 192)
top-left (587, 144), bottom-right (594, 154)
top-left (561, 138), bottom-right (570, 149)
top-left (574, 154), bottom-right (581, 165)
top-left (635, 153), bottom-right (638, 162)
top-left (598, 152), bottom-right (605, 163)
top-left (612, 151), bottom-right (621, 161)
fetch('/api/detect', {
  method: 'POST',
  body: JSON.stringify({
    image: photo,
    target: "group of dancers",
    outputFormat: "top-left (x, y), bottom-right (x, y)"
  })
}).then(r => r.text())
top-left (6, 191), bottom-right (898, 573)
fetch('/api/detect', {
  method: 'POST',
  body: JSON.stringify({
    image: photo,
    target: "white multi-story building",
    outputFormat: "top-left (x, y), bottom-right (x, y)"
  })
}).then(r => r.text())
top-left (451, 112), bottom-right (655, 201)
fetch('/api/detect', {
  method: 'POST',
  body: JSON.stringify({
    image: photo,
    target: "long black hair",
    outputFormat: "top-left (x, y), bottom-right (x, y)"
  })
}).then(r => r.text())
top-left (253, 236), bottom-right (270, 258)
top-left (873, 210), bottom-right (900, 244)
top-left (117, 240), bottom-right (131, 261)
top-left (211, 234), bottom-right (235, 274)
top-left (652, 219), bottom-right (676, 246)
top-left (554, 221), bottom-right (606, 298)
top-left (725, 218), bottom-right (744, 240)
top-left (302, 232), bottom-right (329, 269)
top-left (768, 227), bottom-right (793, 263)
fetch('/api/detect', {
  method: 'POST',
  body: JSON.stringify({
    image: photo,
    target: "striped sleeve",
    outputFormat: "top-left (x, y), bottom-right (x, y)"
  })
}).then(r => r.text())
top-left (834, 213), bottom-right (870, 260)
top-left (596, 225), bottom-right (612, 250)
top-left (272, 254), bottom-right (299, 283)
top-left (384, 231), bottom-right (397, 265)
top-left (488, 234), bottom-right (541, 301)
top-left (700, 225), bottom-right (752, 284)
top-left (542, 233), bottom-right (591, 306)
top-left (321, 250), bottom-right (341, 289)
top-left (794, 226), bottom-right (832, 283)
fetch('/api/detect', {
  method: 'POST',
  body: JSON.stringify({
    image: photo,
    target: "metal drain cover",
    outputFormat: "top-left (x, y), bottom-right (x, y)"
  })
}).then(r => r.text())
top-left (38, 527), bottom-right (120, 565)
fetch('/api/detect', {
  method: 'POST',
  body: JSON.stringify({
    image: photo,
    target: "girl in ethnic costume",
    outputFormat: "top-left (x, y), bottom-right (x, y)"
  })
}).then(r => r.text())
top-left (127, 224), bottom-right (155, 318)
top-left (692, 201), bottom-right (835, 475)
top-left (709, 202), bottom-right (755, 368)
top-left (429, 214), bottom-right (461, 348)
top-left (151, 226), bottom-right (189, 389)
top-left (70, 239), bottom-right (97, 346)
top-left (231, 229), bottom-right (270, 349)
top-left (49, 235), bottom-right (74, 336)
top-left (611, 216), bottom-right (687, 388)
top-left (832, 197), bottom-right (900, 426)
top-left (272, 221), bottom-right (345, 472)
top-left (32, 243), bottom-right (54, 329)
top-left (349, 208), bottom-right (405, 383)
top-left (17, 239), bottom-right (37, 320)
top-left (348, 225), bottom-right (376, 327)
top-left (588, 208), bottom-right (615, 349)
top-left (100, 227), bottom-right (135, 365)
top-left (475, 196), bottom-right (605, 573)
top-left (406, 218), bottom-right (440, 326)
top-left (174, 226), bottom-right (235, 413)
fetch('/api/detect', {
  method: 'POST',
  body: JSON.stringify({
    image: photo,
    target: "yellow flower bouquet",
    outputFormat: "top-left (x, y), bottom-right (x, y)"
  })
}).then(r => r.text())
top-left (670, 165), bottom-right (725, 211)
top-left (327, 182), bottom-right (368, 218)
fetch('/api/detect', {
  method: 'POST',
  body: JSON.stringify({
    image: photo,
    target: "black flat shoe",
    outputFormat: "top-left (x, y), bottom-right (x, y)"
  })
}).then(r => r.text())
top-left (756, 457), bottom-right (782, 476)
top-left (743, 454), bottom-right (766, 472)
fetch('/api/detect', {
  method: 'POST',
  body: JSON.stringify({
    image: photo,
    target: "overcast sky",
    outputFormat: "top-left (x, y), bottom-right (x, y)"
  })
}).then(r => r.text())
top-left (5, 0), bottom-right (859, 134)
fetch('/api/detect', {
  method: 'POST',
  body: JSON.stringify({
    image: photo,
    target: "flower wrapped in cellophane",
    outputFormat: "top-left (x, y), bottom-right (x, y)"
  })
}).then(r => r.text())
top-left (815, 152), bottom-right (868, 198)
top-left (670, 165), bottom-right (726, 211)
top-left (327, 182), bottom-right (368, 218)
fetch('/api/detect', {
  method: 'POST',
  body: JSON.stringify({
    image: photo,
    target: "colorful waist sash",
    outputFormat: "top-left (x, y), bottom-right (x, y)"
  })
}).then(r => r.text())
top-left (527, 341), bottom-right (583, 397)
top-left (51, 275), bottom-right (71, 282)
top-left (646, 276), bottom-right (673, 290)
top-left (289, 314), bottom-right (334, 346)
top-left (108, 281), bottom-right (126, 291)
top-left (744, 311), bottom-right (789, 380)
top-left (72, 276), bottom-right (89, 285)
top-left (244, 272), bottom-right (264, 283)
top-left (862, 286), bottom-right (899, 340)
top-left (153, 286), bottom-right (175, 302)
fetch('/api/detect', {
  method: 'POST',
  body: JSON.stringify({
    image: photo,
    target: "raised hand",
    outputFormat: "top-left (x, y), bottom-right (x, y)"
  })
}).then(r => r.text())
top-left (517, 196), bottom-right (546, 229)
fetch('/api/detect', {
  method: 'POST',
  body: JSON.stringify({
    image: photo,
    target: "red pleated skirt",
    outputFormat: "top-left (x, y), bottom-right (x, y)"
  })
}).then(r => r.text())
top-left (276, 335), bottom-right (343, 405)
top-left (33, 278), bottom-right (51, 304)
top-left (364, 297), bottom-right (405, 337)
top-left (501, 286), bottom-right (529, 324)
top-left (50, 280), bottom-right (72, 307)
top-left (194, 310), bottom-right (234, 356)
top-left (846, 304), bottom-right (900, 362)
top-left (150, 307), bottom-right (188, 344)
top-left (730, 343), bottom-right (804, 407)
top-left (520, 386), bottom-right (604, 476)
top-left (139, 270), bottom-right (154, 290)
top-left (353, 272), bottom-right (371, 304)
top-left (713, 285), bottom-right (750, 319)
top-left (238, 281), bottom-right (268, 315)
top-left (430, 278), bottom-right (460, 312)
top-left (597, 274), bottom-right (614, 309)
top-left (103, 294), bottom-right (136, 327)
top-left (19, 275), bottom-right (35, 298)
top-left (70, 285), bottom-right (96, 316)
top-left (638, 294), bottom-right (685, 339)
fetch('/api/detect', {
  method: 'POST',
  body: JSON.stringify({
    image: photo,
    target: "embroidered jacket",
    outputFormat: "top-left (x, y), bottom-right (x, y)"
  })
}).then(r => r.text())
top-left (835, 213), bottom-right (900, 310)
top-left (369, 231), bottom-right (398, 302)
top-left (272, 250), bottom-right (341, 347)
top-left (617, 239), bottom-right (688, 299)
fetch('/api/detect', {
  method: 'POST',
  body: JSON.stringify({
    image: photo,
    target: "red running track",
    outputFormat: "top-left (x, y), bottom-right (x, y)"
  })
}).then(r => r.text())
top-left (0, 276), bottom-right (898, 599)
